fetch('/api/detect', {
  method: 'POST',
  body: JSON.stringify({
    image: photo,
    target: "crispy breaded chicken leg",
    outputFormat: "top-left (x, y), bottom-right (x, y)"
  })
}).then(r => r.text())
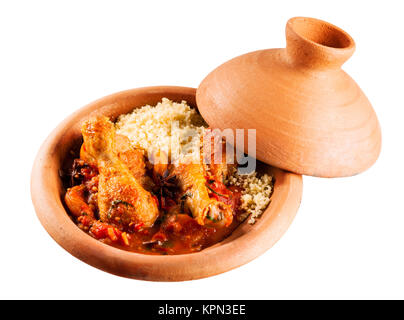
top-left (81, 117), bottom-right (159, 228)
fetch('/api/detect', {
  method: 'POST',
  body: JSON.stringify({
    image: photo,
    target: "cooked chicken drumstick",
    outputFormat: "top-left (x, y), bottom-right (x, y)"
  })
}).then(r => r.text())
top-left (174, 163), bottom-right (233, 227)
top-left (202, 130), bottom-right (236, 182)
top-left (80, 133), bottom-right (154, 191)
top-left (81, 117), bottom-right (159, 228)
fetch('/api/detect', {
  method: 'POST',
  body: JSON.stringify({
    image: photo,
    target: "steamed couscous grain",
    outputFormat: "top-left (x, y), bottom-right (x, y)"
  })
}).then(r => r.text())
top-left (115, 98), bottom-right (207, 164)
top-left (227, 170), bottom-right (273, 224)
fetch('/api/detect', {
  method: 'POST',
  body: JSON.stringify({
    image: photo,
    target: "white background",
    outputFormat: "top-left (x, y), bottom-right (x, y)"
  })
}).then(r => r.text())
top-left (1, 0), bottom-right (403, 299)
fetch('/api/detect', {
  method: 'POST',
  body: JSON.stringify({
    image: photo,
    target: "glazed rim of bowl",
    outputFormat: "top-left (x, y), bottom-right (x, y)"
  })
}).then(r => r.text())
top-left (31, 86), bottom-right (303, 281)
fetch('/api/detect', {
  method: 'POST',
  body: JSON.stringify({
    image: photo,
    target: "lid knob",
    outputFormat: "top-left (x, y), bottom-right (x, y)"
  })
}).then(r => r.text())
top-left (285, 17), bottom-right (356, 70)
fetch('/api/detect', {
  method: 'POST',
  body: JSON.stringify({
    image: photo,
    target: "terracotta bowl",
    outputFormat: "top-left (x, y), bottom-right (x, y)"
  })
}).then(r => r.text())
top-left (31, 86), bottom-right (303, 281)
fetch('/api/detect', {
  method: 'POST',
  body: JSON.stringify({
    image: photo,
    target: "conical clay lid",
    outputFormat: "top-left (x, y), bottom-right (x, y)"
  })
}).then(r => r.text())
top-left (196, 17), bottom-right (381, 177)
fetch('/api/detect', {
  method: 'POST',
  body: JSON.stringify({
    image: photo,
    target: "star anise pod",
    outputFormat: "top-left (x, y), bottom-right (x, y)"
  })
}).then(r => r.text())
top-left (153, 169), bottom-right (178, 201)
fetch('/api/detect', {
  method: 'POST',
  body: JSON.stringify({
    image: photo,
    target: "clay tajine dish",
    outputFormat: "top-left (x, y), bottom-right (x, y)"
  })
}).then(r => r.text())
top-left (197, 17), bottom-right (381, 178)
top-left (31, 86), bottom-right (303, 281)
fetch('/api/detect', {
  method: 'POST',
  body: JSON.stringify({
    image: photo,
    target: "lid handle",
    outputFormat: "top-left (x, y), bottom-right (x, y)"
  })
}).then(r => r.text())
top-left (285, 17), bottom-right (356, 70)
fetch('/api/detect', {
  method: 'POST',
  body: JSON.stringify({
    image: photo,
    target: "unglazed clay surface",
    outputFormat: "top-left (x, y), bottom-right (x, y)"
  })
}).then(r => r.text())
top-left (197, 17), bottom-right (381, 177)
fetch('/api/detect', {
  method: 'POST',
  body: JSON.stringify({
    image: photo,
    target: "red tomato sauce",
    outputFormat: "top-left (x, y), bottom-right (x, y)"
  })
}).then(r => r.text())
top-left (63, 158), bottom-right (244, 255)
